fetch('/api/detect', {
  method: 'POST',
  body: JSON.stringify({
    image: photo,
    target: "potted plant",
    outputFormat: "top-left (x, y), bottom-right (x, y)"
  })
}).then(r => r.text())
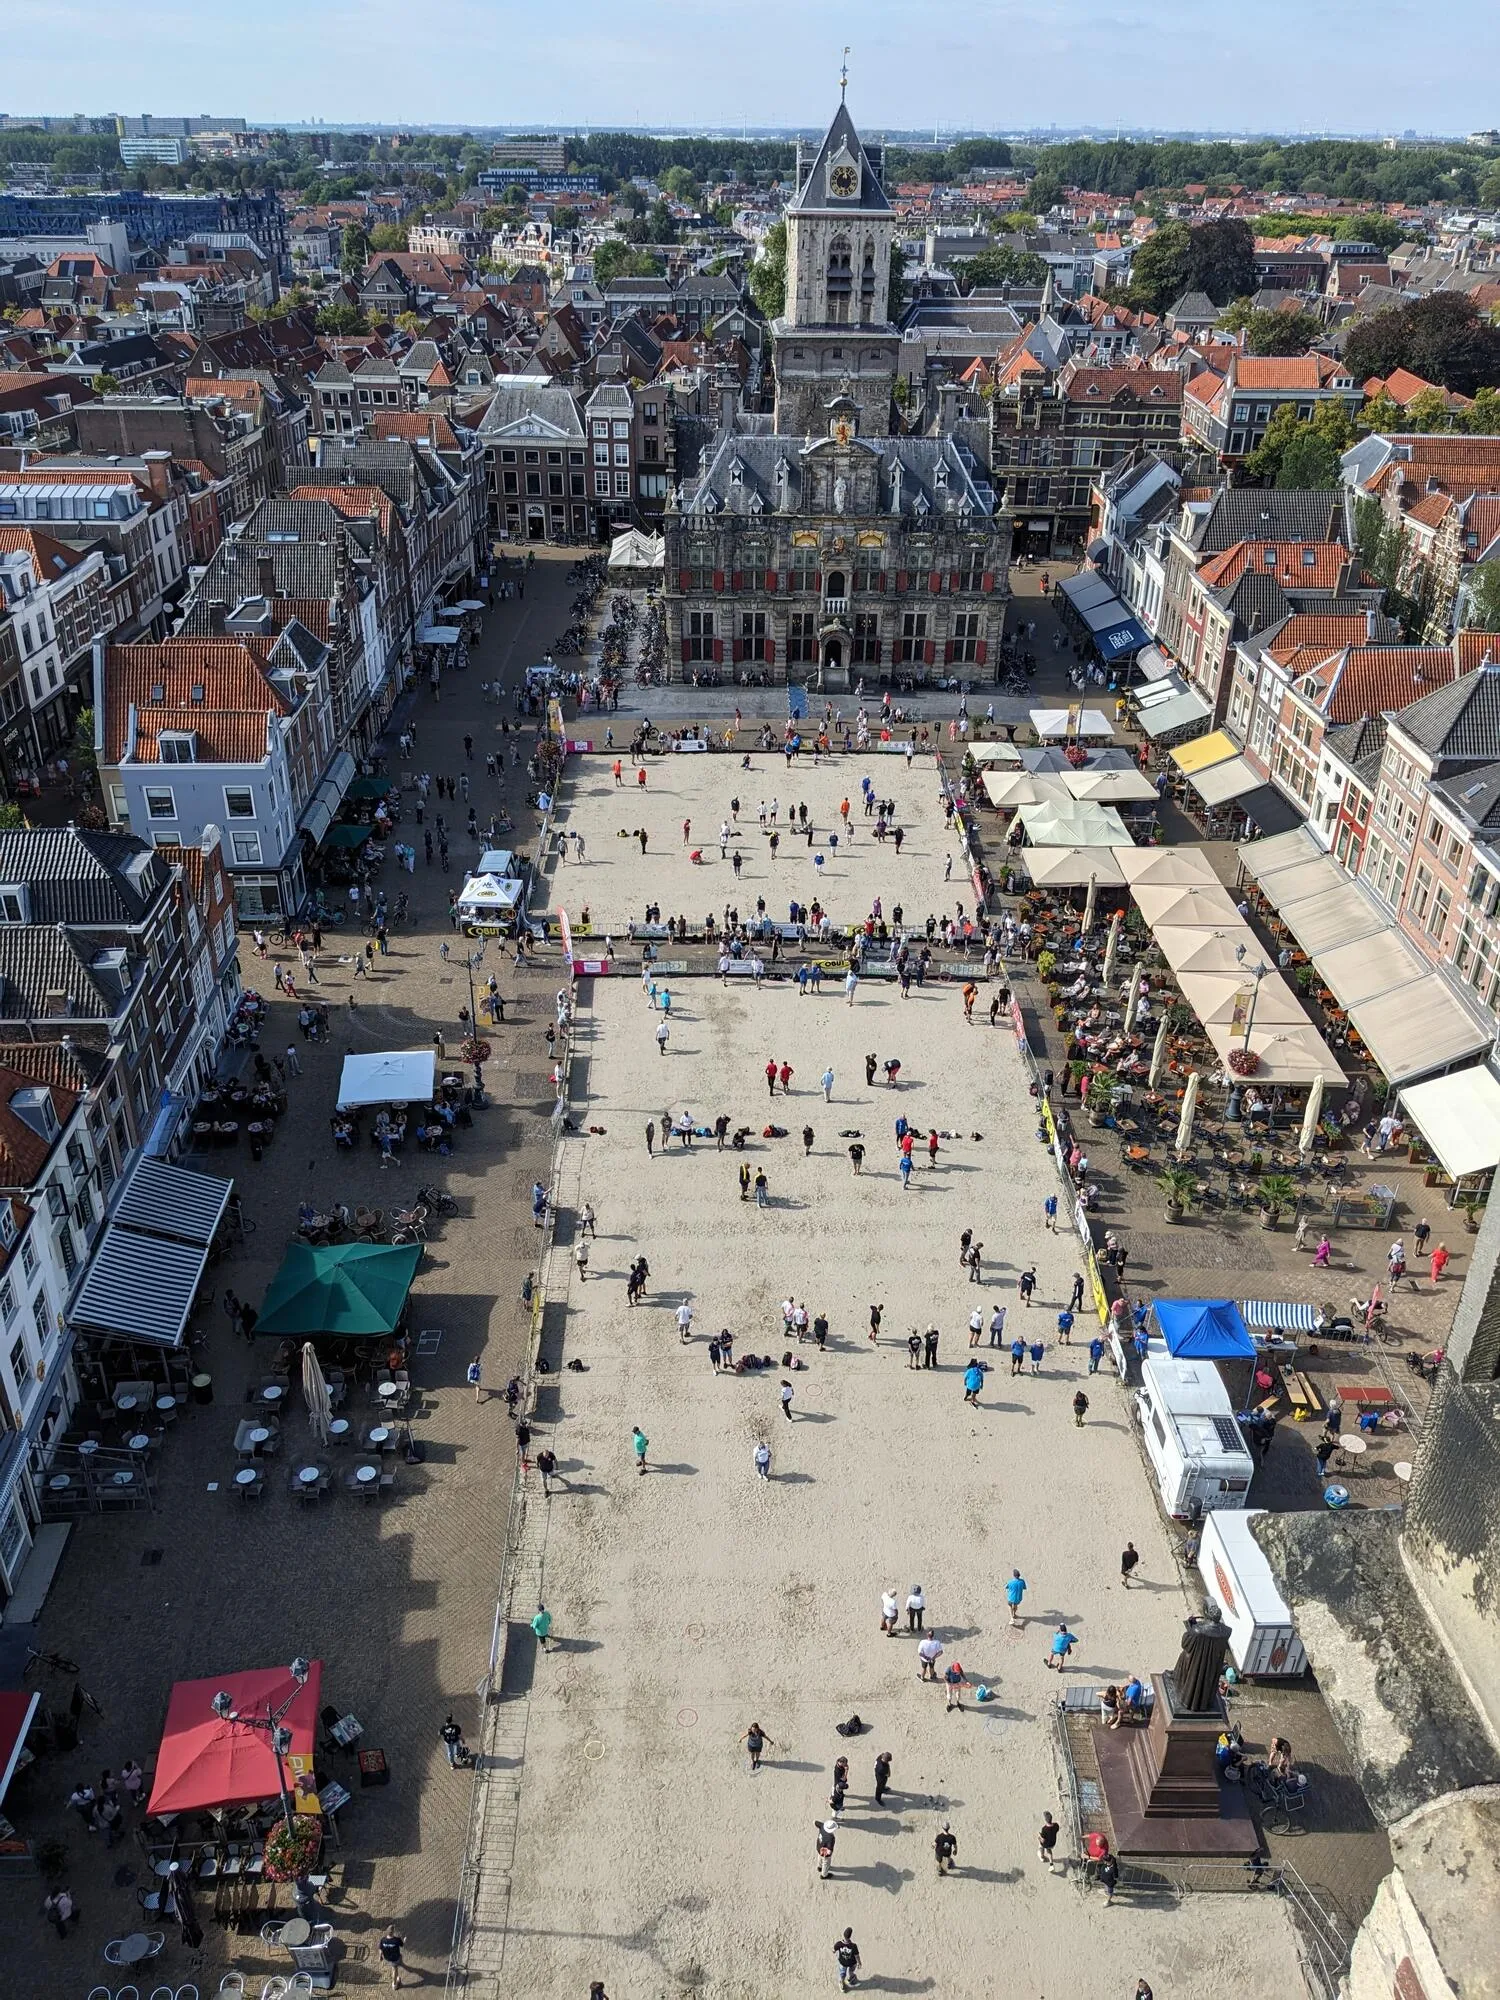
top-left (1256, 1173), bottom-right (1297, 1229)
top-left (1158, 1166), bottom-right (1195, 1221)
top-left (1460, 1194), bottom-right (1484, 1234)
top-left (1085, 1073), bottom-right (1114, 1127)
top-left (1036, 948), bottom-right (1058, 981)
top-left (262, 1814), bottom-right (323, 1883)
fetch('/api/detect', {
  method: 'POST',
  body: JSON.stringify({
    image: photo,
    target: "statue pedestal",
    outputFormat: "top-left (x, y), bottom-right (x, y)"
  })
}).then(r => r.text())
top-left (1094, 1674), bottom-right (1260, 1860)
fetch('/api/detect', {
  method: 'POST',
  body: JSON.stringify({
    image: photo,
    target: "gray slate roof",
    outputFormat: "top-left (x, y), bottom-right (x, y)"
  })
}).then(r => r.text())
top-left (0, 928), bottom-right (114, 1023)
top-left (1189, 488), bottom-right (1351, 553)
top-left (786, 103), bottom-right (892, 216)
top-left (476, 378), bottom-right (584, 442)
top-left (684, 418), bottom-right (995, 521)
top-left (1391, 661), bottom-right (1500, 762)
top-left (0, 829), bottom-right (170, 926)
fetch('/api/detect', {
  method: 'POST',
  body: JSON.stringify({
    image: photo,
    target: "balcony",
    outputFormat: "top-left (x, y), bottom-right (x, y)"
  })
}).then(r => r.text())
top-left (822, 596), bottom-right (849, 618)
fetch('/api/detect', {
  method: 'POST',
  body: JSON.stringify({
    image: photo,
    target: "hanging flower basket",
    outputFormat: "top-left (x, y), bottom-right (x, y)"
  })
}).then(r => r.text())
top-left (459, 1039), bottom-right (492, 1067)
top-left (262, 1814), bottom-right (323, 1882)
top-left (1227, 1048), bottom-right (1260, 1077)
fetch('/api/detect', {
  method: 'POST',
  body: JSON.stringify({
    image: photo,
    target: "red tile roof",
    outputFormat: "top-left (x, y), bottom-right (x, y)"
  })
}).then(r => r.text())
top-left (0, 1064), bottom-right (80, 1184)
top-left (1266, 614), bottom-right (1380, 670)
top-left (1062, 365), bottom-right (1181, 404)
top-left (103, 638), bottom-right (291, 765)
top-left (1198, 540), bottom-right (1355, 593)
top-left (0, 527), bottom-right (86, 574)
top-left (366, 410), bottom-right (463, 449)
top-left (1323, 645), bottom-right (1456, 723)
top-left (288, 483), bottom-right (396, 541)
top-left (1234, 355), bottom-right (1345, 390)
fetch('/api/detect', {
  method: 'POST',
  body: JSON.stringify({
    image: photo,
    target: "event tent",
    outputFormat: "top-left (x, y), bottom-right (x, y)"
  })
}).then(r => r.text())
top-left (256, 1242), bottom-right (422, 1340)
top-left (337, 1050), bottom-right (436, 1109)
top-left (1152, 1298), bottom-right (1257, 1360)
top-left (607, 528), bottom-right (665, 571)
top-left (1014, 799), bottom-right (1130, 846)
top-left (966, 739), bottom-right (1024, 765)
top-left (1399, 1066), bottom-right (1500, 1179)
top-left (148, 1661), bottom-right (323, 1816)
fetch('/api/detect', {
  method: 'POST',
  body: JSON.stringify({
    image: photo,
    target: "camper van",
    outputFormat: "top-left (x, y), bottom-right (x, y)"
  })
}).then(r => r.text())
top-left (1135, 1350), bottom-right (1255, 1521)
top-left (1196, 1509), bottom-right (1307, 1678)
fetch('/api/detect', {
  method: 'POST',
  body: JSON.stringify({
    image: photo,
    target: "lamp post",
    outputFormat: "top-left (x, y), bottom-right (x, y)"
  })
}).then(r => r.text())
top-left (1234, 942), bottom-right (1270, 1046)
top-left (211, 1656), bottom-right (310, 1838)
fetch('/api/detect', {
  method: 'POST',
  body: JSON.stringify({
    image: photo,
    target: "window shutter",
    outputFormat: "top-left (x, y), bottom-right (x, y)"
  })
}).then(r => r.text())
top-left (765, 568), bottom-right (778, 592)
top-left (876, 570), bottom-right (886, 592)
top-left (813, 571), bottom-right (822, 592)
top-left (712, 637), bottom-right (723, 663)
top-left (678, 568), bottom-right (690, 593)
top-left (943, 640), bottom-right (953, 664)
top-left (763, 636), bottom-right (775, 665)
top-left (949, 569), bottom-right (960, 592)
top-left (981, 571), bottom-right (994, 594)
top-left (731, 570), bottom-right (743, 592)
top-left (929, 569), bottom-right (942, 594)
top-left (896, 570), bottom-right (908, 592)
top-left (712, 569), bottom-right (724, 593)
top-left (976, 639), bottom-right (988, 666)
top-left (731, 637), bottom-right (742, 663)
top-left (923, 639), bottom-right (935, 666)
top-left (680, 637), bottom-right (691, 663)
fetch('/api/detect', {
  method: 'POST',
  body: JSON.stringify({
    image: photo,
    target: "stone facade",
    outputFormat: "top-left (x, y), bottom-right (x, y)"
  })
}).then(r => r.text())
top-left (665, 102), bottom-right (1010, 689)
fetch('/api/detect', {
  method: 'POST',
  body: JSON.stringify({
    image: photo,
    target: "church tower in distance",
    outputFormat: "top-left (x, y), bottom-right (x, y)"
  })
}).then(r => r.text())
top-left (773, 102), bottom-right (900, 439)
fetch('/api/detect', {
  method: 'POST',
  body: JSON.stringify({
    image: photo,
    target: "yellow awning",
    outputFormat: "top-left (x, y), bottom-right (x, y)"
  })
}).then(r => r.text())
top-left (1171, 729), bottom-right (1238, 776)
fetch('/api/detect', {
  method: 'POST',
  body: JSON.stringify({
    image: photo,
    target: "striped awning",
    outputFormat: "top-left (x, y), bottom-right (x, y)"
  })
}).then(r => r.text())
top-left (1238, 1300), bottom-right (1318, 1332)
top-left (70, 1228), bottom-right (211, 1346)
top-left (108, 1158), bottom-right (232, 1246)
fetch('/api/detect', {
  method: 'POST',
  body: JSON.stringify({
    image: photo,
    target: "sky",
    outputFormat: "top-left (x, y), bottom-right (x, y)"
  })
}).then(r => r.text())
top-left (6, 0), bottom-right (1500, 138)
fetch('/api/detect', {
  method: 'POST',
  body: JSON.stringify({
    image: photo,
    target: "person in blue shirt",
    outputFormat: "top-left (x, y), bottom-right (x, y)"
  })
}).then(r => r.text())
top-left (1046, 1624), bottom-right (1076, 1672)
top-left (1005, 1570), bottom-right (1027, 1627)
top-left (1056, 1308), bottom-right (1075, 1343)
top-left (1088, 1335), bottom-right (1105, 1374)
top-left (1010, 1334), bottom-right (1027, 1377)
top-left (1044, 1192), bottom-right (1059, 1231)
top-left (1132, 1302), bottom-right (1149, 1331)
top-left (1028, 1339), bottom-right (1045, 1374)
top-left (1123, 1675), bottom-right (1145, 1718)
top-left (962, 1361), bottom-right (984, 1406)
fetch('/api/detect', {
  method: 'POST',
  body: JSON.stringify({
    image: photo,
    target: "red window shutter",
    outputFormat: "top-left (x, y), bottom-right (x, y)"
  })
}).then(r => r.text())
top-left (976, 639), bottom-right (988, 665)
top-left (896, 570), bottom-right (908, 592)
top-left (949, 569), bottom-right (961, 592)
top-left (763, 636), bottom-right (775, 665)
top-left (732, 570), bottom-right (743, 592)
top-left (929, 569), bottom-right (942, 594)
top-left (923, 639), bottom-right (935, 666)
top-left (680, 637), bottom-right (691, 663)
top-left (765, 568), bottom-right (778, 592)
top-left (814, 571), bottom-right (822, 592)
top-left (712, 569), bottom-right (724, 593)
top-left (731, 637), bottom-right (742, 663)
top-left (876, 571), bottom-right (886, 592)
top-left (678, 568), bottom-right (690, 593)
top-left (712, 637), bottom-right (723, 663)
top-left (943, 640), bottom-right (954, 665)
top-left (981, 571), bottom-right (994, 593)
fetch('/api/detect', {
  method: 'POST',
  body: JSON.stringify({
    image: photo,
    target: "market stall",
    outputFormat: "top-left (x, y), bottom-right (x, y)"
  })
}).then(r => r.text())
top-left (336, 1050), bottom-right (436, 1110)
top-left (148, 1661), bottom-right (324, 1816)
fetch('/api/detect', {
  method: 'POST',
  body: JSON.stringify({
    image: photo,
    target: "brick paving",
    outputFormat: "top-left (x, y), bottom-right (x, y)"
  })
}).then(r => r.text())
top-left (0, 555), bottom-right (578, 1993)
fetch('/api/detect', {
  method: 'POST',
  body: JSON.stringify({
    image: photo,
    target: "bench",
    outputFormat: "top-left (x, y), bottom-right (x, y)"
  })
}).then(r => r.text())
top-left (1337, 1383), bottom-right (1394, 1414)
top-left (1281, 1370), bottom-right (1323, 1421)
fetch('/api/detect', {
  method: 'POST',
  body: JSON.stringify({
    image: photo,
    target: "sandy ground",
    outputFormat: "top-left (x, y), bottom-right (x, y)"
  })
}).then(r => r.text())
top-left (479, 757), bottom-right (1305, 1999)
top-left (544, 744), bottom-right (965, 936)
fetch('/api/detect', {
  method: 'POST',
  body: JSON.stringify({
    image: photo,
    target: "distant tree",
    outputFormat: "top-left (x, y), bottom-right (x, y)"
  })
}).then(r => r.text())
top-left (1027, 172), bottom-right (1065, 214)
top-left (1463, 386), bottom-right (1500, 435)
top-left (617, 184), bottom-right (648, 217)
top-left (90, 371), bottom-right (119, 394)
top-left (1243, 401), bottom-right (1348, 486)
top-left (646, 200), bottom-right (677, 242)
top-left (339, 225), bottom-right (370, 275)
top-left (661, 166), bottom-right (699, 204)
top-left (394, 310), bottom-right (423, 335)
top-left (1275, 427), bottom-right (1343, 489)
top-left (1129, 217), bottom-right (1255, 311)
top-left (592, 241), bottom-right (662, 287)
top-left (71, 706), bottom-right (97, 777)
top-left (711, 202), bottom-right (736, 227)
top-left (1003, 211), bottom-right (1038, 233)
top-left (315, 302), bottom-right (368, 335)
top-left (1343, 292), bottom-right (1500, 397)
top-left (1332, 213), bottom-right (1408, 252)
top-left (1216, 301), bottom-right (1325, 356)
top-left (952, 246), bottom-right (1048, 291)
top-left (748, 220), bottom-right (786, 320)
top-left (369, 222), bottom-right (408, 252)
top-left (887, 254), bottom-right (908, 324)
top-left (0, 802), bottom-right (25, 831)
top-left (552, 205), bottom-right (580, 232)
top-left (1358, 390), bottom-right (1406, 434)
top-left (1466, 559), bottom-right (1500, 632)
top-left (1127, 221), bottom-right (1191, 311)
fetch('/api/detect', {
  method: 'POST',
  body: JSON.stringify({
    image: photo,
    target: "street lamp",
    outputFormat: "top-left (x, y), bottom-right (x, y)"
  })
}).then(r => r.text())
top-left (211, 1656), bottom-right (311, 1837)
top-left (1233, 942), bottom-right (1269, 1044)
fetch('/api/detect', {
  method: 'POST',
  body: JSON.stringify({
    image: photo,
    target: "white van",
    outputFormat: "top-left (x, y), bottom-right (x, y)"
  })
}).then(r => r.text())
top-left (1135, 1349), bottom-right (1255, 1521)
top-left (1196, 1509), bottom-right (1307, 1677)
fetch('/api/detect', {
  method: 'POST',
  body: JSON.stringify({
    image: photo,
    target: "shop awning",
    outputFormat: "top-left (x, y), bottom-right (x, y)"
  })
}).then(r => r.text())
top-left (337, 1049), bottom-right (435, 1108)
top-left (323, 822), bottom-right (372, 850)
top-left (1239, 824), bottom-right (1322, 883)
top-left (0, 1690), bottom-right (39, 1807)
top-left (1348, 981), bottom-right (1493, 1088)
top-left (1113, 845), bottom-right (1222, 887)
top-left (418, 625), bottom-right (462, 645)
top-left (69, 1156), bottom-right (234, 1347)
top-left (1135, 645), bottom-right (1177, 682)
top-left (1171, 729), bottom-right (1238, 776)
top-left (1031, 707), bottom-right (1114, 739)
top-left (1057, 571), bottom-right (1119, 616)
top-left (1317, 928), bottom-right (1432, 1010)
top-left (1239, 1300), bottom-right (1319, 1333)
top-left (1237, 785), bottom-right (1304, 838)
top-left (1021, 845), bottom-right (1128, 887)
top-left (148, 1661), bottom-right (323, 1817)
top-left (1154, 1298), bottom-right (1257, 1359)
top-left (1274, 882), bottom-right (1386, 955)
top-left (297, 752), bottom-right (357, 845)
top-left (1249, 855), bottom-right (1347, 911)
top-left (1188, 754), bottom-right (1262, 807)
top-left (257, 1242), bottom-right (422, 1339)
top-left (1400, 1066), bottom-right (1500, 1178)
top-left (345, 775), bottom-right (395, 801)
top-left (1130, 880), bottom-right (1244, 928)
top-left (1138, 690), bottom-right (1212, 738)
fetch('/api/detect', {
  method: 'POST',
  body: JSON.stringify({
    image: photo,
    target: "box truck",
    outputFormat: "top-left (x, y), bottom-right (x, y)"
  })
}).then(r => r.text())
top-left (1135, 1350), bottom-right (1255, 1521)
top-left (1196, 1508), bottom-right (1307, 1678)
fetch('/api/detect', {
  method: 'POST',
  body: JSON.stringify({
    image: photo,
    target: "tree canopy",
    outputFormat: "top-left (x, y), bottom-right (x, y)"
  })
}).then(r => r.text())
top-left (1466, 560), bottom-right (1500, 634)
top-left (952, 246), bottom-right (1048, 292)
top-left (748, 220), bottom-right (787, 321)
top-left (1216, 299), bottom-right (1325, 355)
top-left (592, 241), bottom-right (662, 287)
top-left (1128, 218), bottom-right (1257, 312)
top-left (1242, 401), bottom-right (1353, 487)
top-left (1343, 292), bottom-right (1500, 399)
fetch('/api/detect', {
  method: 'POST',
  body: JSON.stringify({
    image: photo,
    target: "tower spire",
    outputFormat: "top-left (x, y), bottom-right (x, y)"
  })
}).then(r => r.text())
top-left (840, 46), bottom-right (850, 101)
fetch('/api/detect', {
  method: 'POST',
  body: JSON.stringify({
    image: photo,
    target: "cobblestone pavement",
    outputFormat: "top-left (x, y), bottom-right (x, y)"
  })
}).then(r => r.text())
top-left (0, 554), bottom-right (580, 1994)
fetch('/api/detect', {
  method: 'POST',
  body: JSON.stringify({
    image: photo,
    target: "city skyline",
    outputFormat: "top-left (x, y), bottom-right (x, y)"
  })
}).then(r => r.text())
top-left (5, 0), bottom-right (1500, 140)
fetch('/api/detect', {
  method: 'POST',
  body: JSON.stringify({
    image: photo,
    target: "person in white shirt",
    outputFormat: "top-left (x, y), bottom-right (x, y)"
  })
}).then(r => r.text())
top-left (676, 1302), bottom-right (694, 1343)
top-left (880, 1588), bottom-right (899, 1635)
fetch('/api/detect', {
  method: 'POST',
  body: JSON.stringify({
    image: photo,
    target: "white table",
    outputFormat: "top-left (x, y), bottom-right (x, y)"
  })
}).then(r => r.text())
top-left (377, 1382), bottom-right (401, 1401)
top-left (116, 1396), bottom-right (139, 1413)
top-left (126, 1434), bottom-right (151, 1452)
top-left (368, 1427), bottom-right (391, 1447)
top-left (234, 1468), bottom-right (259, 1487)
top-left (297, 1467), bottom-right (321, 1486)
top-left (260, 1384), bottom-right (285, 1404)
top-left (48, 1474), bottom-right (71, 1492)
top-left (1393, 1460), bottom-right (1412, 1483)
top-left (112, 1470), bottom-right (135, 1488)
top-left (355, 1464), bottom-right (379, 1485)
top-left (328, 1419), bottom-right (350, 1438)
top-left (248, 1427), bottom-right (271, 1447)
top-left (78, 1439), bottom-right (99, 1457)
top-left (1339, 1434), bottom-right (1368, 1456)
top-left (155, 1396), bottom-right (177, 1415)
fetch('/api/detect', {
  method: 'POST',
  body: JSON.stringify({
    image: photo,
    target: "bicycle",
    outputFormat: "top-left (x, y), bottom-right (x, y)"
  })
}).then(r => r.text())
top-left (25, 1645), bottom-right (78, 1678)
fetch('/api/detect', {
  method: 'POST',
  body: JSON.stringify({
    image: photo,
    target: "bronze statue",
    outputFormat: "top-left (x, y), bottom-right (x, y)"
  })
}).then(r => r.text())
top-left (1169, 1602), bottom-right (1232, 1714)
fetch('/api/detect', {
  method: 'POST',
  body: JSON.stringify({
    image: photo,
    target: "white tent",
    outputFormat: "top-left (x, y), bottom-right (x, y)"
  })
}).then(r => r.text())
top-left (1400, 1067), bottom-right (1500, 1178)
top-left (967, 740), bottom-right (1024, 766)
top-left (1130, 881), bottom-right (1244, 929)
top-left (608, 528), bottom-right (666, 572)
top-left (1065, 768), bottom-right (1160, 804)
top-left (337, 1050), bottom-right (437, 1109)
top-left (1031, 707), bottom-right (1114, 739)
top-left (1113, 845), bottom-right (1221, 887)
top-left (1022, 845), bottom-right (1128, 887)
top-left (1154, 926), bottom-right (1263, 976)
top-left (1015, 799), bottom-right (1130, 847)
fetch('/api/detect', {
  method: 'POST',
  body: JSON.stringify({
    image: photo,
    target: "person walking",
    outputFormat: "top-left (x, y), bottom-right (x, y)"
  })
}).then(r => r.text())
top-left (645, 1120), bottom-right (655, 1156)
top-left (821, 1066), bottom-right (835, 1101)
top-left (779, 1378), bottom-right (795, 1421)
top-left (1073, 1389), bottom-right (1090, 1428)
top-left (1046, 1623), bottom-right (1077, 1672)
top-left (923, 1323), bottom-right (940, 1369)
top-left (440, 1715), bottom-right (468, 1768)
top-left (284, 1042), bottom-right (303, 1078)
top-left (873, 1750), bottom-right (893, 1804)
top-left (536, 1447), bottom-right (558, 1494)
top-left (1069, 1272), bottom-right (1086, 1313)
top-left (656, 1020), bottom-right (670, 1057)
top-left (754, 1170), bottom-right (769, 1208)
top-left (833, 1928), bottom-right (861, 1990)
top-left (1120, 1542), bottom-right (1140, 1588)
top-left (1005, 1569), bottom-right (1027, 1628)
top-left (42, 1885), bottom-right (78, 1939)
top-left (467, 1357), bottom-right (486, 1404)
top-left (962, 1360), bottom-right (984, 1406)
top-left (917, 1633), bottom-right (944, 1681)
top-left (815, 1820), bottom-right (837, 1879)
top-left (1098, 1852), bottom-right (1120, 1905)
top-left (530, 1602), bottom-right (552, 1651)
top-left (1044, 1192), bottom-right (1058, 1231)
top-left (969, 1307), bottom-right (983, 1349)
top-left (740, 1721), bottom-right (774, 1770)
top-left (379, 1924), bottom-right (407, 1990)
top-left (1018, 1265), bottom-right (1036, 1307)
top-left (845, 969), bottom-right (859, 1006)
top-left (754, 1440), bottom-right (772, 1480)
top-left (934, 1821), bottom-right (959, 1875)
top-left (899, 1151), bottom-right (913, 1192)
top-left (906, 1584), bottom-right (926, 1632)
top-left (631, 1426), bottom-right (649, 1475)
top-left (1037, 1810), bottom-right (1060, 1872)
top-left (989, 1304), bottom-right (1007, 1348)
top-left (1010, 1333), bottom-right (1026, 1377)
top-left (880, 1587), bottom-right (900, 1636)
top-left (944, 1661), bottom-right (966, 1711)
top-left (1088, 1333), bottom-right (1104, 1374)
top-left (802, 1124), bottom-right (815, 1157)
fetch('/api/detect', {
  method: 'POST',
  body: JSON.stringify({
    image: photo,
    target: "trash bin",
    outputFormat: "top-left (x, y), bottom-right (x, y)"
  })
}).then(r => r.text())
top-left (191, 1373), bottom-right (213, 1406)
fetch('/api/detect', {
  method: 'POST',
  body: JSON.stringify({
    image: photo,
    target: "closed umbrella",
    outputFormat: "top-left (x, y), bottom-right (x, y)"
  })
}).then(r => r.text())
top-left (1124, 960), bottom-right (1146, 1027)
top-left (1101, 910), bottom-right (1121, 988)
top-left (1175, 1071), bottom-right (1200, 1158)
top-left (1083, 873), bottom-right (1099, 935)
top-left (1148, 1014), bottom-right (1170, 1090)
top-left (301, 1340), bottom-right (331, 1445)
top-left (1298, 1075), bottom-right (1325, 1160)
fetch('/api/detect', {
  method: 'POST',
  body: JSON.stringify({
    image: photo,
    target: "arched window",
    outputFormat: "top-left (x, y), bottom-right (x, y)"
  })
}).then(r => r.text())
top-left (826, 235), bottom-right (852, 323)
top-left (859, 237), bottom-right (877, 322)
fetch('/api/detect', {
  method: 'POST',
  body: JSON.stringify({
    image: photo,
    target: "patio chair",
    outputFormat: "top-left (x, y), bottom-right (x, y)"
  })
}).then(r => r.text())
top-left (218, 1979), bottom-right (246, 1996)
top-left (176, 1989), bottom-right (201, 2000)
top-left (149, 1986), bottom-right (176, 2000)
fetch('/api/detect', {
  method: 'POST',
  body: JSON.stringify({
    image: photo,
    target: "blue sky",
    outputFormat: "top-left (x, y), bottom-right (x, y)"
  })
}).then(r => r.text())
top-left (6, 0), bottom-right (1499, 136)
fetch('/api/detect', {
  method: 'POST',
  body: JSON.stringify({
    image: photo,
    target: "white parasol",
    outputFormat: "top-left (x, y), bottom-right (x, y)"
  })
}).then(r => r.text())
top-left (1175, 1071), bottom-right (1200, 1158)
top-left (1083, 873), bottom-right (1099, 935)
top-left (1298, 1075), bottom-right (1325, 1160)
top-left (301, 1340), bottom-right (332, 1445)
top-left (1148, 1014), bottom-right (1170, 1090)
top-left (1101, 911), bottom-right (1121, 989)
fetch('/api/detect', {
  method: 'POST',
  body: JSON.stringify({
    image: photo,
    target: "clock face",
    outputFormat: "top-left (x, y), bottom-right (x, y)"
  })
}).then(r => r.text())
top-left (829, 161), bottom-right (859, 199)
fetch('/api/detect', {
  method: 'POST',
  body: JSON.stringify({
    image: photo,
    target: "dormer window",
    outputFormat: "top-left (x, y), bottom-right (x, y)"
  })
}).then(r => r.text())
top-left (0, 1206), bottom-right (14, 1252)
top-left (0, 885), bottom-right (28, 925)
top-left (11, 1086), bottom-right (58, 1143)
top-left (159, 732), bottom-right (196, 764)
top-left (149, 683), bottom-right (166, 703)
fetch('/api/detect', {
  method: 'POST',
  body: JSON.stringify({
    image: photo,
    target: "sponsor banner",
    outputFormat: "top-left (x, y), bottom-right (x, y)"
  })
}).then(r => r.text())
top-left (559, 906), bottom-right (574, 971)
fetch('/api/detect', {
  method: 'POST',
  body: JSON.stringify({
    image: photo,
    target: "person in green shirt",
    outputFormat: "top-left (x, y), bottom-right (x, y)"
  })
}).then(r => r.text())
top-left (632, 1426), bottom-right (649, 1475)
top-left (531, 1602), bottom-right (553, 1650)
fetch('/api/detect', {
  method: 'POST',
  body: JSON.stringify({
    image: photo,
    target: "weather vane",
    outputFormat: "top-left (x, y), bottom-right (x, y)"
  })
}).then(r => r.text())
top-left (840, 47), bottom-right (850, 101)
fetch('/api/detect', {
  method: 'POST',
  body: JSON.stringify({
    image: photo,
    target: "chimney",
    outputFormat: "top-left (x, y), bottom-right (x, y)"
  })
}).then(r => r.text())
top-left (257, 553), bottom-right (276, 600)
top-left (1367, 607), bottom-right (1377, 639)
top-left (141, 448), bottom-right (172, 500)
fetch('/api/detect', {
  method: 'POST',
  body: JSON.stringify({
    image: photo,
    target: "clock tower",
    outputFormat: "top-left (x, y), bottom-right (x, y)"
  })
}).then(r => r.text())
top-left (773, 100), bottom-right (901, 438)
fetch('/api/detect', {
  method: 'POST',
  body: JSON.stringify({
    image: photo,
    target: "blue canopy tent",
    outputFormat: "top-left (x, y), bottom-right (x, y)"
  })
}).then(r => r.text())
top-left (1151, 1298), bottom-right (1257, 1359)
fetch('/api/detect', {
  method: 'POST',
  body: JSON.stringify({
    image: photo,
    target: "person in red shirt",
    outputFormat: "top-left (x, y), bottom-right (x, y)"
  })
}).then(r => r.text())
top-left (927, 1130), bottom-right (940, 1168)
top-left (766, 1059), bottom-right (778, 1099)
top-left (778, 1062), bottom-right (794, 1095)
